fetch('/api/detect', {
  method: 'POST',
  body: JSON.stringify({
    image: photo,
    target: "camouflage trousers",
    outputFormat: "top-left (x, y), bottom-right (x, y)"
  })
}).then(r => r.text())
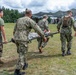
top-left (0, 36), bottom-right (3, 58)
top-left (60, 33), bottom-right (72, 52)
top-left (37, 37), bottom-right (49, 49)
top-left (37, 38), bottom-right (42, 49)
top-left (0, 44), bottom-right (3, 58)
top-left (15, 41), bottom-right (28, 70)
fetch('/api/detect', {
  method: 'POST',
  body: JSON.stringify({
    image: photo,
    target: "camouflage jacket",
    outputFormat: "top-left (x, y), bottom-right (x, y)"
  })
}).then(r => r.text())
top-left (13, 16), bottom-right (45, 41)
top-left (38, 19), bottom-right (48, 31)
top-left (57, 16), bottom-right (76, 33)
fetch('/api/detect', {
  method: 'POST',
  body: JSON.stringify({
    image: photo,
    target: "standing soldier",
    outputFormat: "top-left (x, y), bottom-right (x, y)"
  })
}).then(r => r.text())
top-left (0, 9), bottom-right (7, 64)
top-left (57, 10), bottom-right (76, 56)
top-left (37, 15), bottom-right (50, 53)
top-left (13, 9), bottom-right (47, 75)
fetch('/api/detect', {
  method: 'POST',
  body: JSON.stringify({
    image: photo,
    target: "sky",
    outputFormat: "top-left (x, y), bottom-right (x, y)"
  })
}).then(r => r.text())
top-left (0, 0), bottom-right (76, 13)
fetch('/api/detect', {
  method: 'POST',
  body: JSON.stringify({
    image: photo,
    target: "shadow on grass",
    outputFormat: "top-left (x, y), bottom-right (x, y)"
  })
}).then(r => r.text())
top-left (0, 59), bottom-right (17, 68)
top-left (0, 52), bottom-right (61, 74)
top-left (0, 71), bottom-right (14, 75)
top-left (0, 52), bottom-right (61, 68)
top-left (0, 59), bottom-right (17, 73)
top-left (27, 52), bottom-right (62, 60)
top-left (0, 59), bottom-right (17, 74)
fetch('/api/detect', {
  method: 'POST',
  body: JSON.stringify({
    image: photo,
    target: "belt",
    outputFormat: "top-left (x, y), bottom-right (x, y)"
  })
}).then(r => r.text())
top-left (62, 26), bottom-right (68, 28)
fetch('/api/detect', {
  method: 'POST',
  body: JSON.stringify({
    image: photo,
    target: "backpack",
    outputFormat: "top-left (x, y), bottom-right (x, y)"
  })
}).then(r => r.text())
top-left (62, 16), bottom-right (71, 26)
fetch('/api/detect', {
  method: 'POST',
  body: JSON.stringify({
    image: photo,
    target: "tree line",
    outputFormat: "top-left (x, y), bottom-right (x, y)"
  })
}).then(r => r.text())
top-left (2, 7), bottom-right (24, 23)
top-left (1, 7), bottom-right (51, 23)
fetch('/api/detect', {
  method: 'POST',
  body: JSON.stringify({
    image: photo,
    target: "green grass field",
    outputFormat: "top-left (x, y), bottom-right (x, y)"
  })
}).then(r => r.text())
top-left (0, 23), bottom-right (76, 75)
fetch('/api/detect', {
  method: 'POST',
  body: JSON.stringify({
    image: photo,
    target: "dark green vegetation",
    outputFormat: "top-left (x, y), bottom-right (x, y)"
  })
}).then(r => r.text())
top-left (2, 7), bottom-right (24, 23)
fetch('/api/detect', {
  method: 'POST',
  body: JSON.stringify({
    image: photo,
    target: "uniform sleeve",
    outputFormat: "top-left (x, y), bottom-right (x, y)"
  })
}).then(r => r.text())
top-left (13, 23), bottom-right (17, 34)
top-left (13, 19), bottom-right (18, 34)
top-left (44, 20), bottom-right (49, 31)
top-left (57, 18), bottom-right (62, 31)
top-left (72, 18), bottom-right (76, 31)
top-left (29, 19), bottom-right (45, 38)
top-left (0, 19), bottom-right (4, 26)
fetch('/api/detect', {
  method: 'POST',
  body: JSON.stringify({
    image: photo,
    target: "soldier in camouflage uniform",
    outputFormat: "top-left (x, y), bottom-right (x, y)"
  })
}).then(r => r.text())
top-left (13, 9), bottom-right (47, 75)
top-left (37, 15), bottom-right (50, 53)
top-left (57, 10), bottom-right (76, 56)
top-left (0, 9), bottom-right (7, 64)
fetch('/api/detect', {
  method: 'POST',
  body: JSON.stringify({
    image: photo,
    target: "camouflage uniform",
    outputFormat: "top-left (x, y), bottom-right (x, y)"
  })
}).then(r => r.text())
top-left (0, 18), bottom-right (4, 58)
top-left (38, 19), bottom-right (48, 31)
top-left (37, 18), bottom-right (49, 49)
top-left (13, 16), bottom-right (45, 70)
top-left (57, 16), bottom-right (76, 54)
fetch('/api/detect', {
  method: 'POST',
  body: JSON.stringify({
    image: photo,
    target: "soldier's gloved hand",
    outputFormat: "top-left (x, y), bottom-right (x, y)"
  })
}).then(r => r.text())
top-left (11, 38), bottom-right (15, 43)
